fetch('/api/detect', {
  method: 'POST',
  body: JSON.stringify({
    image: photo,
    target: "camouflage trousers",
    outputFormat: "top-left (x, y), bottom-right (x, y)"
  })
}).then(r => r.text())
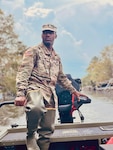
top-left (25, 91), bottom-right (56, 150)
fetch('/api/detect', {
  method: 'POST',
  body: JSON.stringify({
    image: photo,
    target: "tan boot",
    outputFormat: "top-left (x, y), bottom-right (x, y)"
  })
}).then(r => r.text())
top-left (26, 134), bottom-right (40, 150)
top-left (37, 109), bottom-right (56, 150)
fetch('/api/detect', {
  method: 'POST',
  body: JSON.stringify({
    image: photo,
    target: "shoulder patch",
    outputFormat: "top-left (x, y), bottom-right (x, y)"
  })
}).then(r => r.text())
top-left (24, 49), bottom-right (33, 56)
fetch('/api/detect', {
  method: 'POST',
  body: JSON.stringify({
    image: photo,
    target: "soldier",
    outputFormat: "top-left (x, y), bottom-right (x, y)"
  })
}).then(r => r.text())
top-left (15, 24), bottom-right (88, 150)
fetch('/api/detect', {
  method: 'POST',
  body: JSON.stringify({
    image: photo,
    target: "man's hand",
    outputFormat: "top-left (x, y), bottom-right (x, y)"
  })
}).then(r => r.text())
top-left (15, 96), bottom-right (27, 106)
top-left (72, 91), bottom-right (88, 101)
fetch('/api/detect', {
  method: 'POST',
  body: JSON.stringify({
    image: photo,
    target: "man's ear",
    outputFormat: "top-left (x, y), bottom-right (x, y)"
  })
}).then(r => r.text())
top-left (55, 33), bottom-right (57, 39)
top-left (41, 33), bottom-right (43, 38)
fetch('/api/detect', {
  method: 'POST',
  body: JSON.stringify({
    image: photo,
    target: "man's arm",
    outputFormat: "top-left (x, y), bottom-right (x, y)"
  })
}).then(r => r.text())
top-left (57, 62), bottom-right (88, 101)
top-left (15, 48), bottom-right (35, 106)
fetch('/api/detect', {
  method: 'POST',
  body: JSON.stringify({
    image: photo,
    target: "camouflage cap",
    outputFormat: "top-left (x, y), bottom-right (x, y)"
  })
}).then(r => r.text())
top-left (42, 24), bottom-right (57, 32)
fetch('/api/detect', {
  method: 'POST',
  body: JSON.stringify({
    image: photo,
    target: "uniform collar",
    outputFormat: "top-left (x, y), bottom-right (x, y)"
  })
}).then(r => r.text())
top-left (40, 43), bottom-right (57, 56)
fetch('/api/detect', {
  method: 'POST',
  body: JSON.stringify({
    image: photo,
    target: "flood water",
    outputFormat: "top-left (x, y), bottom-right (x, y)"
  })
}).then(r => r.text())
top-left (0, 91), bottom-right (113, 130)
top-left (73, 91), bottom-right (113, 123)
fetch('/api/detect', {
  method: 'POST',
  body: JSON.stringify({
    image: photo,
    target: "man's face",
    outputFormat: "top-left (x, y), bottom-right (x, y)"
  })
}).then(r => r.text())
top-left (42, 30), bottom-right (57, 47)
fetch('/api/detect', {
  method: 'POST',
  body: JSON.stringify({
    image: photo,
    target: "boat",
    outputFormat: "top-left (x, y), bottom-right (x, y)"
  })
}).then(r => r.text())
top-left (0, 75), bottom-right (113, 149)
top-left (1, 122), bottom-right (113, 150)
top-left (0, 95), bottom-right (113, 149)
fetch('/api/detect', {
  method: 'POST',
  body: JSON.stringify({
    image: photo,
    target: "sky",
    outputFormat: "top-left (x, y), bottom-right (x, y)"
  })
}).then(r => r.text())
top-left (0, 0), bottom-right (113, 78)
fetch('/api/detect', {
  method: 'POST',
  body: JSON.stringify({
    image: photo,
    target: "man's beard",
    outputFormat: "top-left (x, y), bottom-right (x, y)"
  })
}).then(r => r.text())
top-left (44, 42), bottom-right (51, 48)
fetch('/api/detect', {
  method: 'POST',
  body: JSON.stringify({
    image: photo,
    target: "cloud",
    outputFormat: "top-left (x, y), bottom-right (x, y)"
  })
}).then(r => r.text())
top-left (1, 0), bottom-right (24, 10)
top-left (61, 29), bottom-right (82, 46)
top-left (82, 52), bottom-right (91, 63)
top-left (15, 21), bottom-right (29, 35)
top-left (55, 0), bottom-right (113, 17)
top-left (96, 0), bottom-right (113, 6)
top-left (68, 0), bottom-right (113, 6)
top-left (24, 2), bottom-right (53, 18)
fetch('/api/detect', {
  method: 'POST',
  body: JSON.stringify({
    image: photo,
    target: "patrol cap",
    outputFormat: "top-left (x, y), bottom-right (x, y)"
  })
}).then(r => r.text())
top-left (42, 24), bottom-right (57, 32)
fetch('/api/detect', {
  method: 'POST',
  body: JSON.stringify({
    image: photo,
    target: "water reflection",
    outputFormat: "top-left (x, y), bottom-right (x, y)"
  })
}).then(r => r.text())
top-left (0, 104), bottom-right (25, 126)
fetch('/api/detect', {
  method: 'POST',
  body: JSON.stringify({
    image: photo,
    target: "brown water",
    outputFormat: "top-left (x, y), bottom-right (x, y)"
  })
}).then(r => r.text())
top-left (0, 91), bottom-right (113, 130)
top-left (74, 92), bottom-right (113, 123)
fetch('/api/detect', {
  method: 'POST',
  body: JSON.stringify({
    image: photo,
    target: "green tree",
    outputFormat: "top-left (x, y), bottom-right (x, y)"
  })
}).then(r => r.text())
top-left (83, 45), bottom-right (113, 86)
top-left (0, 9), bottom-right (26, 100)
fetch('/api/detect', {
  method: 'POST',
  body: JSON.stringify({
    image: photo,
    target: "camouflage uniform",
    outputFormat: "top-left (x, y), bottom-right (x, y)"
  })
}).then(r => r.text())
top-left (16, 43), bottom-right (76, 105)
top-left (16, 30), bottom-right (77, 150)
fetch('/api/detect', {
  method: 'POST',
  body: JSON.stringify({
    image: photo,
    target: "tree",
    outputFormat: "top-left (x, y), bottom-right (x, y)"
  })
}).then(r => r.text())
top-left (83, 45), bottom-right (113, 86)
top-left (0, 9), bottom-right (26, 100)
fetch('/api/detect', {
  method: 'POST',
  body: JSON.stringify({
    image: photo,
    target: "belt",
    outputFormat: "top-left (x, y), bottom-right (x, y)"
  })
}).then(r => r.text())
top-left (30, 75), bottom-right (56, 86)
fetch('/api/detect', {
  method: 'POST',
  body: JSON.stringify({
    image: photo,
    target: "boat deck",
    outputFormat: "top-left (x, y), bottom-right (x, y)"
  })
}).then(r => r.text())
top-left (0, 122), bottom-right (113, 149)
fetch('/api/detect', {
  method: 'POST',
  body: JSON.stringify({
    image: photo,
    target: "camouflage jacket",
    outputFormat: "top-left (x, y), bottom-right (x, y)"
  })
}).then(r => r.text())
top-left (16, 43), bottom-right (76, 106)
